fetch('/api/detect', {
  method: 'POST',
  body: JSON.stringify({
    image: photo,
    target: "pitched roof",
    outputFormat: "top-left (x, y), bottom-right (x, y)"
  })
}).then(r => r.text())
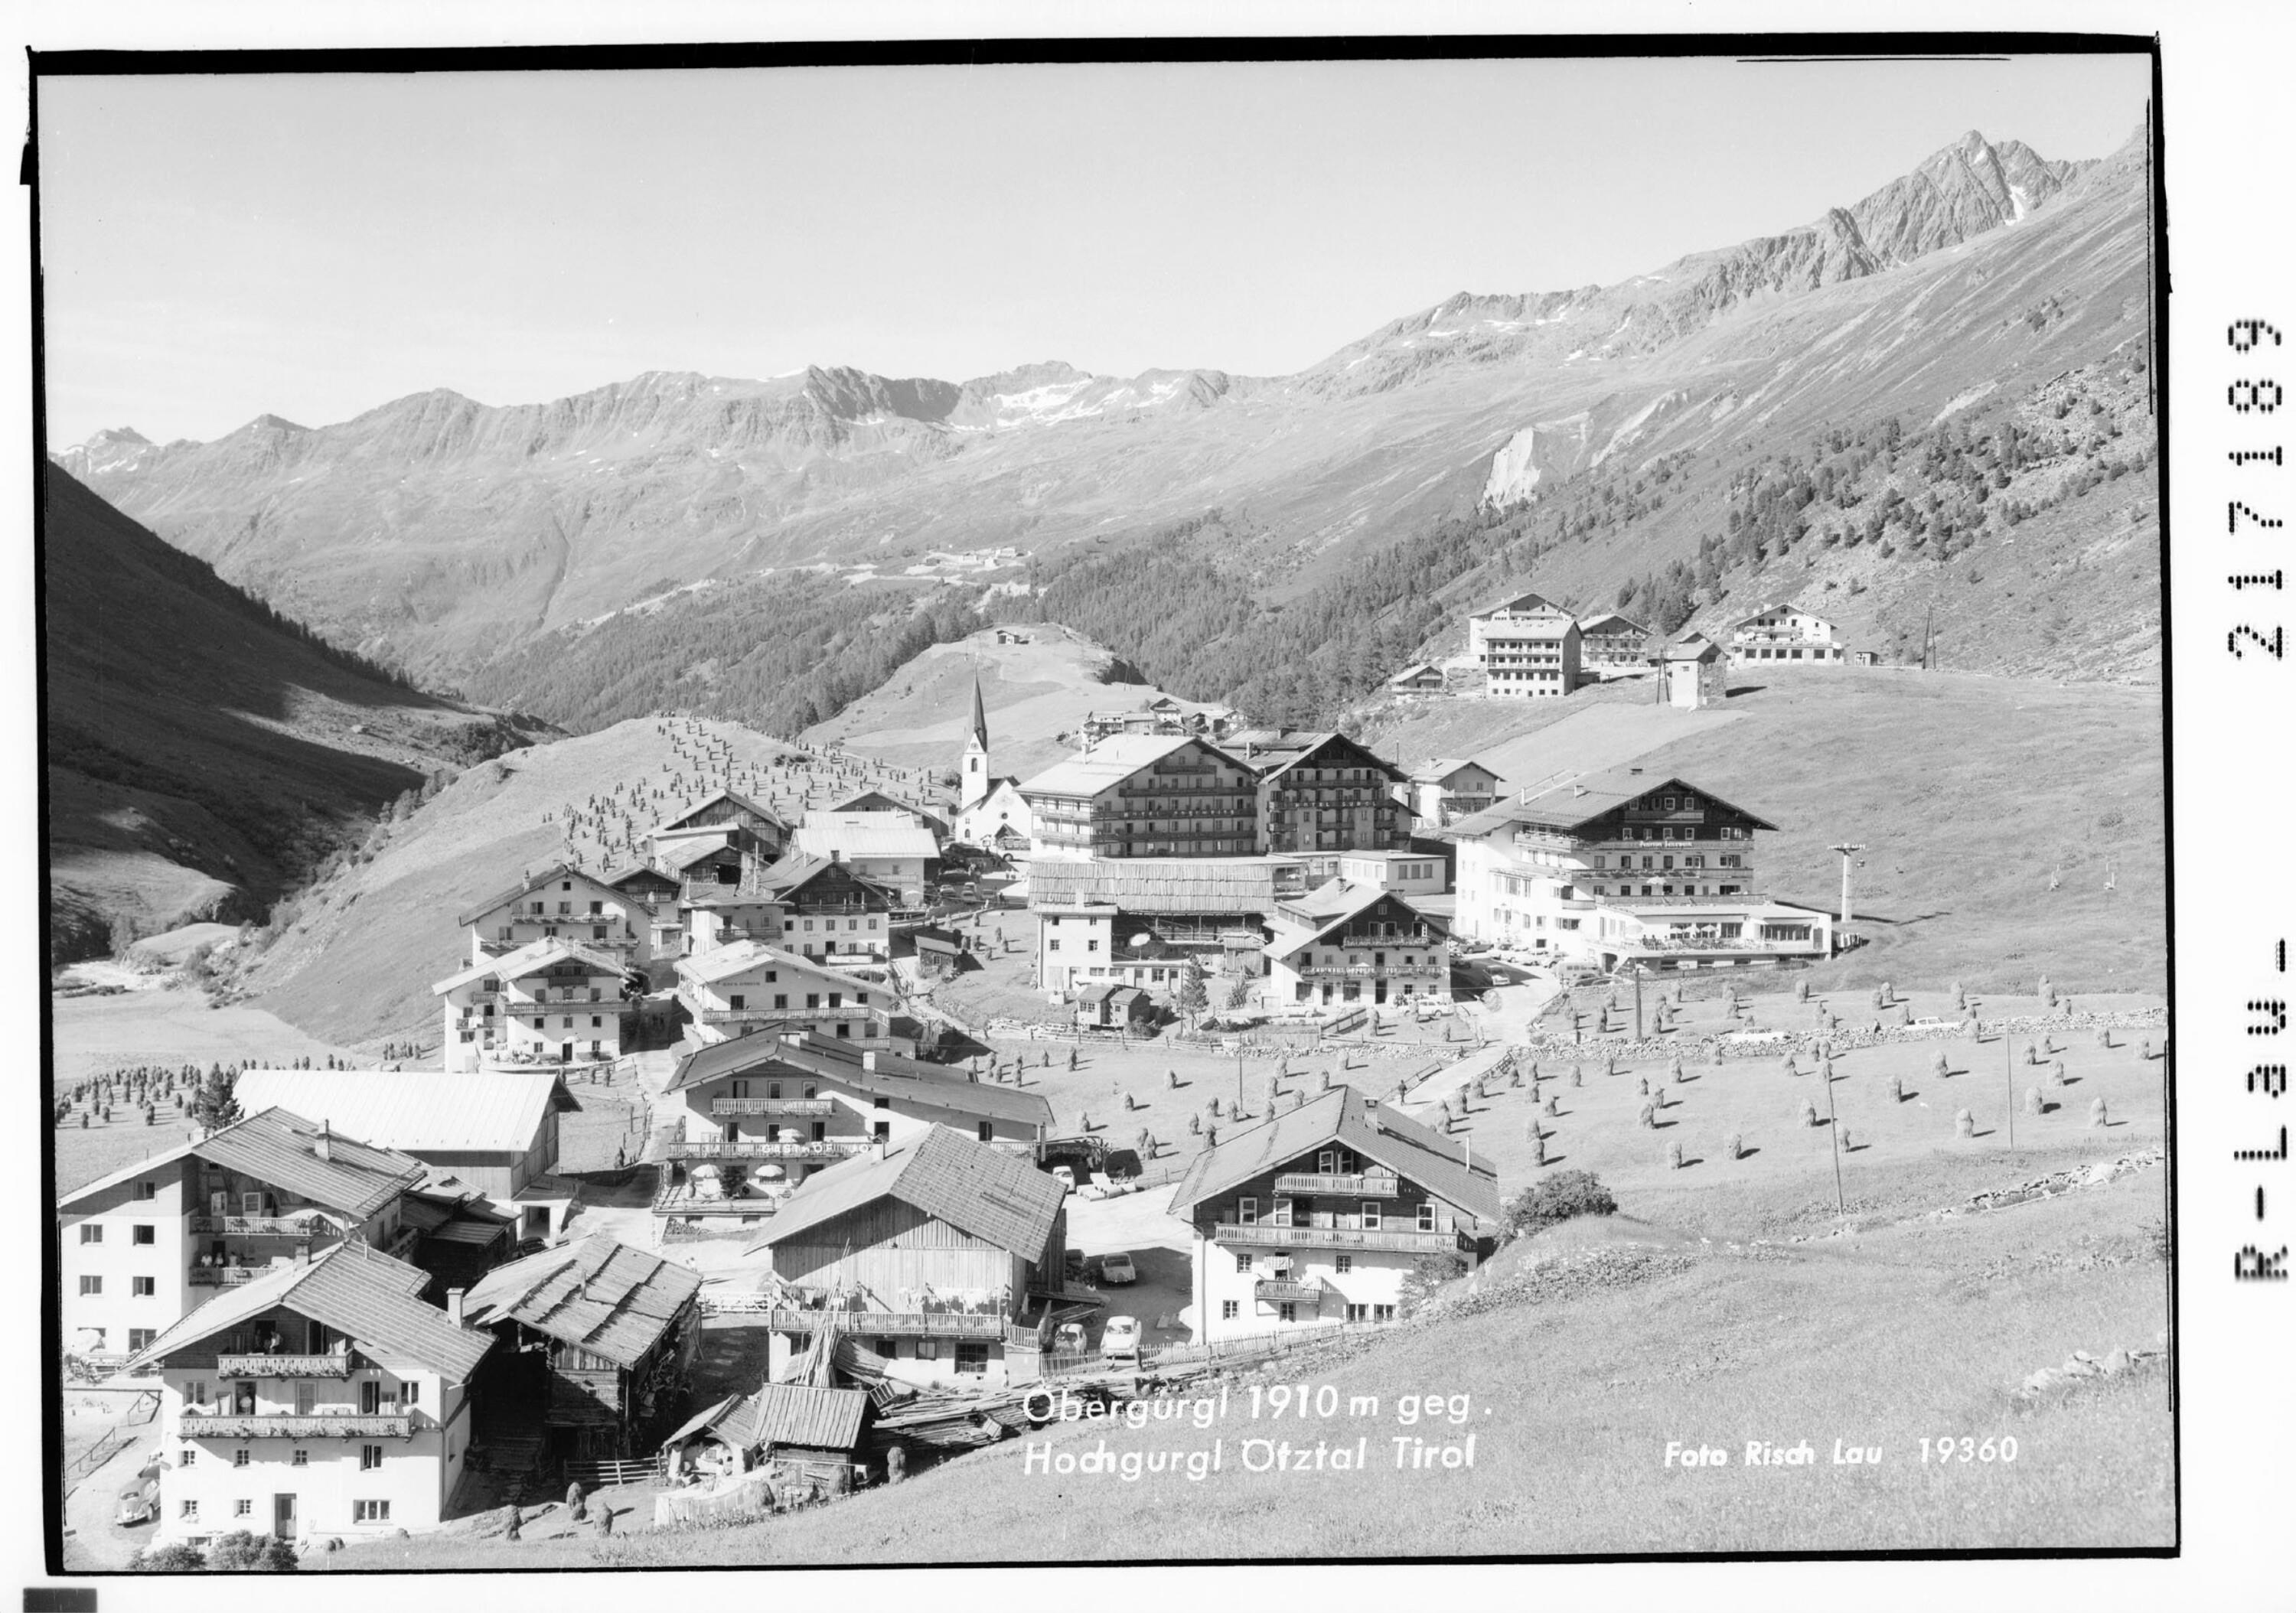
top-left (750, 852), bottom-right (900, 904)
top-left (62, 1106), bottom-right (429, 1220)
top-left (794, 814), bottom-right (941, 862)
top-left (746, 1126), bottom-right (1065, 1257)
top-left (1577, 611), bottom-right (1648, 635)
top-left (827, 790), bottom-right (947, 826)
top-left (1408, 758), bottom-right (1502, 787)
top-left (230, 1070), bottom-right (574, 1155)
top-left (673, 938), bottom-right (850, 989)
top-left (664, 1035), bottom-right (1052, 1128)
top-left (1267, 882), bottom-right (1447, 959)
top-left (1028, 858), bottom-right (1286, 916)
top-left (454, 862), bottom-right (615, 928)
top-left (664, 788), bottom-right (789, 833)
top-left (125, 1242), bottom-right (491, 1380)
top-left (1166, 1085), bottom-right (1502, 1229)
top-left (1018, 734), bottom-right (1225, 800)
top-left (724, 1383), bottom-right (873, 1450)
top-left (1443, 767), bottom-right (1778, 839)
top-left (1663, 633), bottom-right (1721, 662)
top-left (1732, 603), bottom-right (1835, 631)
top-left (1224, 730), bottom-right (1407, 784)
top-left (968, 677), bottom-right (990, 750)
top-left (1470, 589), bottom-right (1557, 618)
top-left (431, 936), bottom-right (626, 995)
top-left (603, 862), bottom-right (680, 891)
top-left (1476, 605), bottom-right (1579, 637)
top-left (458, 1235), bottom-right (702, 1369)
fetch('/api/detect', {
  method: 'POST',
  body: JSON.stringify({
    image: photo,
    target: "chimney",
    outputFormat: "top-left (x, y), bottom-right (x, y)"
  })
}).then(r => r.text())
top-left (294, 1243), bottom-right (311, 1266)
top-left (445, 1288), bottom-right (465, 1327)
top-left (830, 848), bottom-right (843, 864)
top-left (863, 1051), bottom-right (877, 1071)
top-left (315, 1119), bottom-right (332, 1162)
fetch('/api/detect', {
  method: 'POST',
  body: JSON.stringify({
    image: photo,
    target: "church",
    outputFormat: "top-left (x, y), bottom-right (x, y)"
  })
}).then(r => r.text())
top-left (950, 674), bottom-right (1034, 855)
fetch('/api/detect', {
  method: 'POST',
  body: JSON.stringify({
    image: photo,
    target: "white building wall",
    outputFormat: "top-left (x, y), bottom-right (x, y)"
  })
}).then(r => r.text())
top-left (1192, 1235), bottom-right (1411, 1344)
top-left (59, 1159), bottom-right (194, 1354)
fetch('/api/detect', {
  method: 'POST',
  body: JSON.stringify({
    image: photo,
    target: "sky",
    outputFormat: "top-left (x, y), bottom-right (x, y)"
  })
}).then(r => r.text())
top-left (37, 53), bottom-right (2151, 445)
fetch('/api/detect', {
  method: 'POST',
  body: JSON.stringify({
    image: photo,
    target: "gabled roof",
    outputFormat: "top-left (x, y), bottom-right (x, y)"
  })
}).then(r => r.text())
top-left (827, 790), bottom-right (947, 828)
top-left (454, 862), bottom-right (621, 928)
top-left (673, 938), bottom-right (851, 989)
top-left (664, 1036), bottom-right (1052, 1128)
top-left (1408, 758), bottom-right (1502, 787)
top-left (1267, 881), bottom-right (1447, 960)
top-left (432, 936), bottom-right (625, 995)
top-left (1577, 611), bottom-right (1649, 635)
top-left (1443, 767), bottom-right (1778, 839)
top-left (60, 1106), bottom-right (429, 1220)
top-left (1664, 633), bottom-right (1721, 662)
top-left (745, 1126), bottom-right (1065, 1258)
top-left (1029, 858), bottom-right (1283, 916)
top-left (669, 1383), bottom-right (873, 1452)
top-left (1387, 662), bottom-right (1442, 683)
top-left (1732, 603), bottom-right (1835, 631)
top-left (662, 836), bottom-right (744, 871)
top-left (1018, 735), bottom-right (1228, 800)
top-left (1469, 589), bottom-right (1557, 618)
top-left (751, 852), bottom-right (900, 905)
top-left (458, 1234), bottom-right (702, 1369)
top-left (230, 1070), bottom-right (574, 1156)
top-left (794, 814), bottom-right (941, 862)
top-left (603, 862), bottom-right (681, 891)
top-left (1476, 605), bottom-right (1579, 637)
top-left (662, 788), bottom-right (789, 833)
top-left (125, 1242), bottom-right (491, 1380)
top-left (1166, 1085), bottom-right (1502, 1229)
top-left (1075, 982), bottom-right (1148, 1006)
top-left (1225, 729), bottom-right (1408, 785)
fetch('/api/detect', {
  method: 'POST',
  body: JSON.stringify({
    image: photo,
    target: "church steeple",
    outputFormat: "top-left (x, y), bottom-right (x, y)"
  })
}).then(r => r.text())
top-left (960, 673), bottom-right (990, 810)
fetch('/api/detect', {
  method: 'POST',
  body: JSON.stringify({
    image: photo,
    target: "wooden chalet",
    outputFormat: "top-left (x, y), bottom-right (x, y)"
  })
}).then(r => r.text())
top-left (458, 1236), bottom-right (703, 1460)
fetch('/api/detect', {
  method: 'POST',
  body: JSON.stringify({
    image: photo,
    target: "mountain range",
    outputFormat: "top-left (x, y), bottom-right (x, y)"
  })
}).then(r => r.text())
top-left (52, 125), bottom-right (2154, 719)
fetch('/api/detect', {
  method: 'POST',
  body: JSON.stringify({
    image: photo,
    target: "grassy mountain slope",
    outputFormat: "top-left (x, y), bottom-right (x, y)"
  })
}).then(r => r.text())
top-left (1362, 667), bottom-right (2164, 993)
top-left (802, 624), bottom-right (1225, 784)
top-left (39, 468), bottom-right (536, 963)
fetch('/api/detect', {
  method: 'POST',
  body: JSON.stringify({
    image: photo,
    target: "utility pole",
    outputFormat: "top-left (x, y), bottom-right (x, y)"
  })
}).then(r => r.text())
top-left (2005, 1002), bottom-right (2017, 1152)
top-left (1632, 964), bottom-right (1645, 1041)
top-left (1822, 1051), bottom-right (1845, 1216)
top-left (1828, 843), bottom-right (1865, 938)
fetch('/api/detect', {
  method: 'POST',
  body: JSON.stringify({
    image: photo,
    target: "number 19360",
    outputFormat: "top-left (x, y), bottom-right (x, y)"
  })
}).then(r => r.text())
top-left (1920, 1435), bottom-right (2020, 1464)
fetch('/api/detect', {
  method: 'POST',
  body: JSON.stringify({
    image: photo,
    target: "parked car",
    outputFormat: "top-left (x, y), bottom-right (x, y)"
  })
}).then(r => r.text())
top-left (1053, 1321), bottom-right (1088, 1354)
top-left (1100, 1252), bottom-right (1138, 1285)
top-left (1101, 1315), bottom-right (1142, 1363)
top-left (115, 1475), bottom-right (158, 1527)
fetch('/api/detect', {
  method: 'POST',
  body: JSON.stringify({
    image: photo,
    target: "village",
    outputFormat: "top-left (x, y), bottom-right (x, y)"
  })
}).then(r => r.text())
top-left (51, 595), bottom-right (2169, 1567)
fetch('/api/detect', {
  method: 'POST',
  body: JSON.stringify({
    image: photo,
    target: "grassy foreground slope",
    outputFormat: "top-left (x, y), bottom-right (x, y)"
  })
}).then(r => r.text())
top-left (1366, 668), bottom-right (2164, 994)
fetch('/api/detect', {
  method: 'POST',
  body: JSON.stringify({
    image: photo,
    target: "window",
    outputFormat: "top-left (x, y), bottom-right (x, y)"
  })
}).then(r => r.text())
top-left (773, 994), bottom-right (788, 1010)
top-left (77, 1276), bottom-right (100, 1296)
top-left (1270, 1198), bottom-right (1293, 1228)
top-left (181, 1501), bottom-right (199, 1520)
top-left (233, 1449), bottom-right (250, 1468)
top-left (133, 1180), bottom-right (157, 1201)
top-left (77, 1224), bottom-right (101, 1246)
top-left (1048, 940), bottom-right (1061, 952)
top-left (954, 1342), bottom-right (990, 1377)
top-left (978, 1122), bottom-right (994, 1143)
top-left (806, 994), bottom-right (820, 1009)
top-left (1417, 1204), bottom-right (1437, 1232)
top-left (1221, 1300), bottom-right (1239, 1321)
top-left (1278, 1302), bottom-right (1297, 1323)
top-left (234, 1499), bottom-right (253, 1517)
top-left (354, 1501), bottom-right (392, 1524)
top-left (129, 1328), bottom-right (156, 1350)
top-left (187, 1383), bottom-right (207, 1406)
top-left (1237, 1196), bottom-right (1257, 1226)
top-left (132, 1276), bottom-right (155, 1297)
top-left (1346, 1303), bottom-right (1369, 1322)
top-left (179, 1447), bottom-right (195, 1466)
top-left (1335, 1255), bottom-right (1353, 1274)
top-left (292, 1450), bottom-right (308, 1467)
top-left (132, 1224), bottom-right (155, 1245)
top-left (1374, 1304), bottom-right (1397, 1322)
top-left (360, 1445), bottom-right (384, 1471)
top-left (1086, 939), bottom-right (1099, 952)
top-left (828, 992), bottom-right (843, 1009)
top-left (1235, 1253), bottom-right (1254, 1274)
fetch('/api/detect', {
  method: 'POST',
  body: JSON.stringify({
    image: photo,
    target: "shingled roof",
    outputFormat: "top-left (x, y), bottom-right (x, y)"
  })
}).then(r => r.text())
top-left (1029, 857), bottom-right (1283, 915)
top-left (458, 1235), bottom-right (702, 1369)
top-left (1443, 766), bottom-right (1778, 839)
top-left (124, 1242), bottom-right (491, 1380)
top-left (745, 1126), bottom-right (1065, 1258)
top-left (59, 1106), bottom-right (429, 1221)
top-left (1166, 1085), bottom-right (1502, 1230)
top-left (664, 1035), bottom-right (1052, 1129)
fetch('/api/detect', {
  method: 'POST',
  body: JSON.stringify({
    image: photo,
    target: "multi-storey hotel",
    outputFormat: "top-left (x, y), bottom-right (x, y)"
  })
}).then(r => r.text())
top-left (1020, 735), bottom-right (1261, 862)
top-left (1445, 765), bottom-right (1835, 971)
top-left (1226, 729), bottom-right (1410, 855)
top-left (1468, 591), bottom-right (1583, 698)
top-left (1727, 604), bottom-right (1847, 666)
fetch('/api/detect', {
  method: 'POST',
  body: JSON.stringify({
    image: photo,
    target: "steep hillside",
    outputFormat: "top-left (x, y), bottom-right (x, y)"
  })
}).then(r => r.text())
top-left (57, 128), bottom-right (2154, 727)
top-left (1362, 668), bottom-right (2164, 992)
top-left (39, 467), bottom-right (539, 963)
top-left (804, 624), bottom-right (1227, 784)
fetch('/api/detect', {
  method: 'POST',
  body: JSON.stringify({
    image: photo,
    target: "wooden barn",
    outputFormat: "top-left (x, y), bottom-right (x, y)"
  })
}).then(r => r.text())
top-left (660, 1382), bottom-right (875, 1492)
top-left (458, 1235), bottom-right (703, 1461)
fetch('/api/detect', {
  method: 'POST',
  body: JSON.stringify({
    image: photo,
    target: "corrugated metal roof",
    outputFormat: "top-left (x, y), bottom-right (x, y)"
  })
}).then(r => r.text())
top-left (188, 1107), bottom-right (429, 1221)
top-left (748, 1126), bottom-right (1064, 1258)
top-left (124, 1243), bottom-right (491, 1380)
top-left (1166, 1085), bottom-right (1502, 1230)
top-left (827, 790), bottom-right (948, 829)
top-left (230, 1070), bottom-right (572, 1155)
top-left (459, 1235), bottom-right (701, 1368)
top-left (432, 936), bottom-right (625, 995)
top-left (794, 816), bottom-right (941, 862)
top-left (1016, 735), bottom-right (1218, 799)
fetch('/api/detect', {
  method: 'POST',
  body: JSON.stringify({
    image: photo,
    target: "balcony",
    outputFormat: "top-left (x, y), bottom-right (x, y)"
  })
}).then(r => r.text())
top-left (214, 1353), bottom-right (356, 1378)
top-left (667, 1139), bottom-right (867, 1162)
top-left (764, 1308), bottom-right (1009, 1338)
top-left (1274, 1171), bottom-right (1402, 1198)
top-left (1215, 1222), bottom-right (1467, 1256)
top-left (179, 1411), bottom-right (410, 1440)
top-left (189, 1214), bottom-right (338, 1238)
top-left (1254, 1279), bottom-right (1328, 1306)
top-left (188, 1266), bottom-right (260, 1288)
top-left (709, 1097), bottom-right (838, 1116)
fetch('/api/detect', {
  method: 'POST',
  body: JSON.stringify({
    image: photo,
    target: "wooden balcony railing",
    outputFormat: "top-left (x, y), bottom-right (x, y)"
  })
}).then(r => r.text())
top-left (667, 1139), bottom-right (864, 1162)
top-left (1254, 1279), bottom-right (1327, 1305)
top-left (1214, 1222), bottom-right (1467, 1256)
top-left (709, 1097), bottom-right (837, 1116)
top-left (189, 1214), bottom-right (338, 1238)
top-left (188, 1266), bottom-right (260, 1287)
top-left (179, 1412), bottom-right (410, 1439)
top-left (214, 1353), bottom-right (355, 1378)
top-left (1272, 1171), bottom-right (1402, 1198)
top-left (765, 1308), bottom-right (1007, 1338)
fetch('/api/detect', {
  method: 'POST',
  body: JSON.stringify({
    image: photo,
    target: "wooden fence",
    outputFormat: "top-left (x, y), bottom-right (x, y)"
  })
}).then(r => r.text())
top-left (565, 1456), bottom-right (657, 1488)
